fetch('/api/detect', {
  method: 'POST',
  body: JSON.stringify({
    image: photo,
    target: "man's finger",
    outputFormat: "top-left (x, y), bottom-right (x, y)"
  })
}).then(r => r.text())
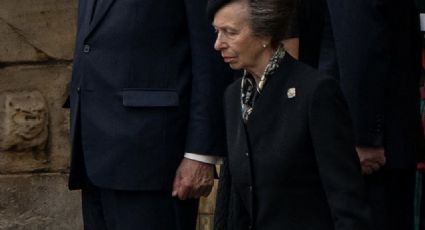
top-left (195, 186), bottom-right (208, 198)
top-left (378, 156), bottom-right (386, 165)
top-left (362, 160), bottom-right (382, 175)
top-left (186, 183), bottom-right (210, 199)
top-left (361, 165), bottom-right (373, 175)
top-left (178, 185), bottom-right (189, 200)
top-left (200, 187), bottom-right (212, 197)
top-left (172, 174), bottom-right (181, 197)
top-left (367, 161), bottom-right (381, 172)
top-left (371, 164), bottom-right (381, 172)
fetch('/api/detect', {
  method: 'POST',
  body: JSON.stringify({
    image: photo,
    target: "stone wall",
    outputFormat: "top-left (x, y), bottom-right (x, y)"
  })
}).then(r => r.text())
top-left (0, 1), bottom-right (217, 229)
top-left (0, 0), bottom-right (81, 229)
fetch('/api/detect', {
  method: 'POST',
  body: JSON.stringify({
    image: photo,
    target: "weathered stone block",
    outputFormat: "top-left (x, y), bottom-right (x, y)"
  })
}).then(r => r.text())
top-left (197, 178), bottom-right (219, 229)
top-left (198, 215), bottom-right (214, 230)
top-left (0, 21), bottom-right (48, 63)
top-left (0, 91), bottom-right (48, 152)
top-left (0, 65), bottom-right (71, 173)
top-left (0, 173), bottom-right (82, 230)
top-left (0, 0), bottom-right (78, 62)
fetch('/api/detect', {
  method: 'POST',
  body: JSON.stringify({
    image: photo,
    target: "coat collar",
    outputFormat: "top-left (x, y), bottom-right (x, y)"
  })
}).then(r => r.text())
top-left (243, 54), bottom-right (296, 126)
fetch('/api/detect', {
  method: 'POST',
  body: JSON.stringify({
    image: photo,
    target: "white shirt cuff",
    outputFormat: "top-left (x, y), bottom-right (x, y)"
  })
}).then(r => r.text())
top-left (184, 153), bottom-right (223, 165)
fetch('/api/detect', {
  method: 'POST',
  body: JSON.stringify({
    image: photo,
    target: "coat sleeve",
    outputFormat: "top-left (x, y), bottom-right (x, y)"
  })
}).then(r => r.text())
top-left (183, 0), bottom-right (232, 156)
top-left (326, 0), bottom-right (388, 146)
top-left (309, 77), bottom-right (372, 230)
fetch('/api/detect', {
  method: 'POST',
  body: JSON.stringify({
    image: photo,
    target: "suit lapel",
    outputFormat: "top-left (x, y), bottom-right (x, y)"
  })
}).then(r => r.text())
top-left (87, 0), bottom-right (116, 36)
top-left (85, 0), bottom-right (96, 22)
top-left (78, 0), bottom-right (96, 36)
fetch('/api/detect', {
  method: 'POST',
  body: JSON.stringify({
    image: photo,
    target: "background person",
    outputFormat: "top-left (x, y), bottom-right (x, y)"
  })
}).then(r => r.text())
top-left (296, 0), bottom-right (425, 229)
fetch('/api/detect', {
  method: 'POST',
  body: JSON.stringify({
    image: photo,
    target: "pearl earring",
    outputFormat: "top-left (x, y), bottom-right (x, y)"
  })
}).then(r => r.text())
top-left (262, 44), bottom-right (267, 48)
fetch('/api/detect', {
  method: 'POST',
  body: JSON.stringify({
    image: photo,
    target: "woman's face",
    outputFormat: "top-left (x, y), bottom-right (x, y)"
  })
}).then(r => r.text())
top-left (213, 1), bottom-right (272, 75)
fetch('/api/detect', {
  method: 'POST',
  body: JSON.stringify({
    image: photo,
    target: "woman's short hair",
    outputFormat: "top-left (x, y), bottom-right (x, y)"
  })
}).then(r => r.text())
top-left (207, 0), bottom-right (296, 48)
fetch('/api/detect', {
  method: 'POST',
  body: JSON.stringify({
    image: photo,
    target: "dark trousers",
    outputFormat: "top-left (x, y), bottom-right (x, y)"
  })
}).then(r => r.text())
top-left (82, 182), bottom-right (199, 230)
top-left (365, 169), bottom-right (416, 230)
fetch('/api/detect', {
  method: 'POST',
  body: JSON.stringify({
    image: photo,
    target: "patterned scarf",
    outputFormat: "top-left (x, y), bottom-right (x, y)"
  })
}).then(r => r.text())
top-left (241, 45), bottom-right (286, 122)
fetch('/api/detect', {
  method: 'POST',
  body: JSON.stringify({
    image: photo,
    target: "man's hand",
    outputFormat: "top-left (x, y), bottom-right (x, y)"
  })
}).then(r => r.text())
top-left (172, 158), bottom-right (215, 200)
top-left (356, 146), bottom-right (386, 175)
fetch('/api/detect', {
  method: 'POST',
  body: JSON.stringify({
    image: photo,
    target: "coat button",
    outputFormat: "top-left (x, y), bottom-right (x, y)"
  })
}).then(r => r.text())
top-left (249, 186), bottom-right (253, 191)
top-left (77, 87), bottom-right (81, 92)
top-left (83, 45), bottom-right (90, 53)
top-left (245, 152), bottom-right (249, 157)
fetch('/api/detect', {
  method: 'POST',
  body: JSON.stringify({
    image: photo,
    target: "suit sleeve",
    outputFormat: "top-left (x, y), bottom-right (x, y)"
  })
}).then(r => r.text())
top-left (326, 0), bottom-right (388, 146)
top-left (309, 77), bottom-right (372, 230)
top-left (183, 0), bottom-right (232, 156)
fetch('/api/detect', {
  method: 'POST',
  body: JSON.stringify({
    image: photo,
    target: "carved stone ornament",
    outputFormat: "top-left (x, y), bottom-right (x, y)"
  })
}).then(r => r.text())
top-left (0, 90), bottom-right (48, 151)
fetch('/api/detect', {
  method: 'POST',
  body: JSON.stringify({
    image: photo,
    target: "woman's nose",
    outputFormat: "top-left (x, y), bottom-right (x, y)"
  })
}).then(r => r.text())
top-left (214, 34), bottom-right (226, 50)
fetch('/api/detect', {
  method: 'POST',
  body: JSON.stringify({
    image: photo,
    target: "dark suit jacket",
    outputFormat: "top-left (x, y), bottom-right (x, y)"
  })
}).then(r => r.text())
top-left (68, 0), bottom-right (232, 190)
top-left (298, 0), bottom-right (425, 168)
top-left (215, 55), bottom-right (371, 230)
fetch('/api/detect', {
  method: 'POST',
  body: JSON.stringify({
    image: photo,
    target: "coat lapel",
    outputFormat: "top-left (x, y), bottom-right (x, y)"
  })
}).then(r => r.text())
top-left (246, 55), bottom-right (294, 127)
top-left (244, 54), bottom-right (299, 148)
top-left (87, 0), bottom-right (116, 36)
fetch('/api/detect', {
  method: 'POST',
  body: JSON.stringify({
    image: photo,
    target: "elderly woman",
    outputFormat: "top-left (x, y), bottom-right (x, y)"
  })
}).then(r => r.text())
top-left (208, 0), bottom-right (372, 229)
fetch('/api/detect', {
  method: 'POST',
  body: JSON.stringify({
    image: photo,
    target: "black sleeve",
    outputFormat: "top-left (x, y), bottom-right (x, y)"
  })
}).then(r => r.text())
top-left (309, 77), bottom-right (372, 230)
top-left (326, 0), bottom-right (389, 147)
top-left (183, 0), bottom-right (232, 155)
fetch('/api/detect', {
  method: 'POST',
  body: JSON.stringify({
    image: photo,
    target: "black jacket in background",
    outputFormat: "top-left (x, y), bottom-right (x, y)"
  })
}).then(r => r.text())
top-left (298, 0), bottom-right (425, 169)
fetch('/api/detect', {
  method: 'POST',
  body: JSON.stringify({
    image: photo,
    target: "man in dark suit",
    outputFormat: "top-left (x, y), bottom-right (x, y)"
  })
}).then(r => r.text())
top-left (68, 0), bottom-right (231, 229)
top-left (298, 0), bottom-right (425, 229)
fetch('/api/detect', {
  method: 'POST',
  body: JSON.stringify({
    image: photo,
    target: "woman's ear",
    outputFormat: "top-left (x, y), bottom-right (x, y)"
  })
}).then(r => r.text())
top-left (260, 36), bottom-right (273, 49)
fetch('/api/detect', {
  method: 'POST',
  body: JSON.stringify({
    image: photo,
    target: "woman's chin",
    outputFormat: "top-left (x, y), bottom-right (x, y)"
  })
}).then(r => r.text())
top-left (228, 63), bottom-right (242, 70)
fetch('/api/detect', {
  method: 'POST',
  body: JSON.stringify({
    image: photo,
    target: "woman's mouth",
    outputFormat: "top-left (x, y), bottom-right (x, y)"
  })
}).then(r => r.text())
top-left (223, 56), bottom-right (234, 62)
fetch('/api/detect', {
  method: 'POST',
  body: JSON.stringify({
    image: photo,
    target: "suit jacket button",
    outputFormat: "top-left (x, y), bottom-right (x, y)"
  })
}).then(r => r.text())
top-left (245, 152), bottom-right (249, 157)
top-left (249, 186), bottom-right (253, 191)
top-left (83, 45), bottom-right (90, 53)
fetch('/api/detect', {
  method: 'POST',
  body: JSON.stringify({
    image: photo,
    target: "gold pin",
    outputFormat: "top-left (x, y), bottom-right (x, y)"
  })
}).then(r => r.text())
top-left (287, 88), bottom-right (296, 98)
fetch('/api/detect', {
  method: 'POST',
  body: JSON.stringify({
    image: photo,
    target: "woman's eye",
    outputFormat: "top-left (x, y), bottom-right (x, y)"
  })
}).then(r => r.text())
top-left (225, 30), bottom-right (237, 36)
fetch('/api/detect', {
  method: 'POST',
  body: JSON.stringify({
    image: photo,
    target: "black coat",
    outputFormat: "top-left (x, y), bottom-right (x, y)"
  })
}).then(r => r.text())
top-left (68, 0), bottom-right (232, 190)
top-left (298, 0), bottom-right (425, 168)
top-left (215, 55), bottom-right (371, 230)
